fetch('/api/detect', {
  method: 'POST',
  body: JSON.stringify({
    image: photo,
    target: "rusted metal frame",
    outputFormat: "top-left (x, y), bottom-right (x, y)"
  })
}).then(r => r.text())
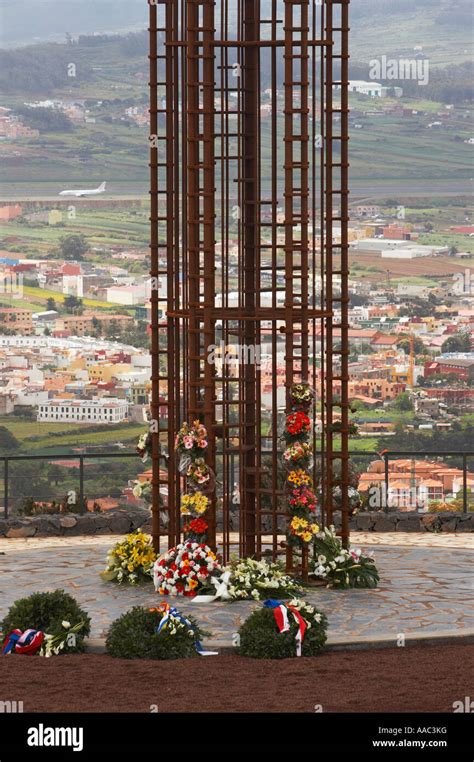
top-left (219, 0), bottom-right (230, 563)
top-left (283, 0), bottom-right (295, 573)
top-left (338, 0), bottom-right (350, 547)
top-left (165, 39), bottom-right (331, 47)
top-left (270, 0), bottom-right (279, 560)
top-left (310, 0), bottom-right (319, 523)
top-left (186, 0), bottom-right (201, 430)
top-left (300, 0), bottom-right (311, 579)
top-left (319, 0), bottom-right (327, 527)
top-left (323, 0), bottom-right (335, 528)
top-left (241, 0), bottom-right (259, 558)
top-left (237, 0), bottom-right (245, 560)
top-left (149, 1), bottom-right (161, 553)
top-left (255, 7), bottom-right (263, 559)
top-left (181, 0), bottom-right (189, 427)
top-left (169, 0), bottom-right (181, 548)
top-left (201, 0), bottom-right (217, 550)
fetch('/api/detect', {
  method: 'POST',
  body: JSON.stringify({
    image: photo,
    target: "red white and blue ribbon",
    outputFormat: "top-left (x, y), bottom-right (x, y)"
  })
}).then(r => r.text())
top-left (2, 628), bottom-right (44, 655)
top-left (151, 604), bottom-right (218, 656)
top-left (264, 600), bottom-right (307, 656)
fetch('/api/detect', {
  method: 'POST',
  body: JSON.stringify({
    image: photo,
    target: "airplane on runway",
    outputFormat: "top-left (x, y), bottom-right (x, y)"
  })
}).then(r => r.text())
top-left (59, 182), bottom-right (107, 197)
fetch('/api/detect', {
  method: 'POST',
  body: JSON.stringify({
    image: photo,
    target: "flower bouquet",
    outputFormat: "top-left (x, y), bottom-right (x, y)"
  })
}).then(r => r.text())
top-left (136, 431), bottom-right (152, 462)
top-left (180, 491), bottom-right (209, 516)
top-left (283, 441), bottom-right (312, 467)
top-left (182, 517), bottom-right (209, 543)
top-left (332, 485), bottom-right (361, 516)
top-left (101, 530), bottom-right (157, 585)
top-left (132, 479), bottom-right (152, 504)
top-left (288, 382), bottom-right (314, 411)
top-left (186, 458), bottom-right (214, 491)
top-left (153, 542), bottom-right (222, 597)
top-left (287, 468), bottom-right (313, 489)
top-left (288, 484), bottom-right (318, 515)
top-left (41, 620), bottom-right (87, 658)
top-left (223, 557), bottom-right (302, 601)
top-left (288, 515), bottom-right (319, 545)
top-left (310, 526), bottom-right (379, 588)
top-left (175, 420), bottom-right (208, 471)
top-left (284, 411), bottom-right (311, 441)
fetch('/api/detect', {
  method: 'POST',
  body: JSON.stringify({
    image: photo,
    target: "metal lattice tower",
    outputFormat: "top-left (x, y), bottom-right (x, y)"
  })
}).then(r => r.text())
top-left (149, 0), bottom-right (351, 572)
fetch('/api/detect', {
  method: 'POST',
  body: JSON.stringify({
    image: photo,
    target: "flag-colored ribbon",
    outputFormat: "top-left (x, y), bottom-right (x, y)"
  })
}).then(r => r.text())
top-left (2, 628), bottom-right (44, 655)
top-left (150, 603), bottom-right (218, 656)
top-left (264, 599), bottom-right (307, 656)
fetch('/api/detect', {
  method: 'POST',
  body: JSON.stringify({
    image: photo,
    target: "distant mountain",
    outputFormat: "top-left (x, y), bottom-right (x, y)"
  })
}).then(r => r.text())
top-left (1, 0), bottom-right (472, 49)
top-left (0, 0), bottom-right (147, 47)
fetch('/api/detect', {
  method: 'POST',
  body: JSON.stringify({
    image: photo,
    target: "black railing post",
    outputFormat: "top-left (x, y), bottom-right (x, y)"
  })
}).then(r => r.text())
top-left (462, 453), bottom-right (467, 514)
top-left (78, 456), bottom-right (85, 514)
top-left (384, 451), bottom-right (389, 512)
top-left (4, 457), bottom-right (8, 519)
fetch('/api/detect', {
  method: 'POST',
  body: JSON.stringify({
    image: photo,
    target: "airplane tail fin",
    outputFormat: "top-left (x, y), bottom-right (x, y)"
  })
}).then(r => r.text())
top-left (98, 182), bottom-right (106, 191)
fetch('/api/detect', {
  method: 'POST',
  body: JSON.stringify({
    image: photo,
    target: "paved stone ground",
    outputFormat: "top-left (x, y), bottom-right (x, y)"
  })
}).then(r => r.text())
top-left (1, 533), bottom-right (473, 648)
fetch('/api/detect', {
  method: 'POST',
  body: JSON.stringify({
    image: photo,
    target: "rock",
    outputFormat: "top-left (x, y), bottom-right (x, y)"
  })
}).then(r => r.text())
top-left (440, 519), bottom-right (458, 533)
top-left (373, 516), bottom-right (397, 532)
top-left (456, 515), bottom-right (474, 532)
top-left (354, 514), bottom-right (375, 531)
top-left (396, 516), bottom-right (421, 532)
top-left (6, 524), bottom-right (36, 538)
top-left (421, 514), bottom-right (439, 527)
top-left (107, 515), bottom-right (133, 533)
top-left (59, 516), bottom-right (78, 529)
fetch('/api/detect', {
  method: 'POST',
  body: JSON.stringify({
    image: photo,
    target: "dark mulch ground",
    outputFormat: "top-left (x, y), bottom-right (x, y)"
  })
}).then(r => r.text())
top-left (1, 644), bottom-right (472, 713)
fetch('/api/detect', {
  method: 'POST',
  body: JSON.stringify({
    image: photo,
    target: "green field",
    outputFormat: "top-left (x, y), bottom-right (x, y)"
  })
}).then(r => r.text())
top-left (0, 416), bottom-right (146, 456)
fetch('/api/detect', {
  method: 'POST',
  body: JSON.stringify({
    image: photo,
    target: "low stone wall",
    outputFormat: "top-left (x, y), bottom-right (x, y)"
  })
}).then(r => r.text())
top-left (0, 509), bottom-right (152, 539)
top-left (1, 508), bottom-right (472, 538)
top-left (347, 511), bottom-right (474, 533)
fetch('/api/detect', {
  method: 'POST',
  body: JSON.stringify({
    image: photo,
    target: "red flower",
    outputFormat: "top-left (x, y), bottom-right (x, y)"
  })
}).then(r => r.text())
top-left (286, 411), bottom-right (311, 436)
top-left (189, 518), bottom-right (208, 534)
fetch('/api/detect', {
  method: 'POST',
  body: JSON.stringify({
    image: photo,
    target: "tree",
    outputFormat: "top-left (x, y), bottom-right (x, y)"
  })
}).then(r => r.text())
top-left (59, 234), bottom-right (88, 261)
top-left (47, 464), bottom-right (65, 486)
top-left (391, 392), bottom-right (414, 412)
top-left (441, 332), bottom-right (472, 354)
top-left (63, 295), bottom-right (84, 315)
top-left (0, 426), bottom-right (20, 453)
top-left (46, 297), bottom-right (57, 311)
top-left (397, 336), bottom-right (425, 356)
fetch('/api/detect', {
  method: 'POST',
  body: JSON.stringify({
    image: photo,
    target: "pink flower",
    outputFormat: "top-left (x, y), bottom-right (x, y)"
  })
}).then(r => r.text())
top-left (198, 439), bottom-right (208, 448)
top-left (184, 436), bottom-right (194, 449)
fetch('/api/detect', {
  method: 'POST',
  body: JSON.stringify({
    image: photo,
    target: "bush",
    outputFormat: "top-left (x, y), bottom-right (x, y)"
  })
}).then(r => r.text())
top-left (1, 589), bottom-right (91, 653)
top-left (106, 606), bottom-right (205, 660)
top-left (238, 600), bottom-right (328, 659)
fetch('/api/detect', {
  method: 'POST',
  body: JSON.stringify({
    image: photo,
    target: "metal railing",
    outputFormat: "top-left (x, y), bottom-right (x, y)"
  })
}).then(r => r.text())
top-left (1, 452), bottom-right (143, 519)
top-left (380, 450), bottom-right (473, 513)
top-left (0, 449), bottom-right (472, 519)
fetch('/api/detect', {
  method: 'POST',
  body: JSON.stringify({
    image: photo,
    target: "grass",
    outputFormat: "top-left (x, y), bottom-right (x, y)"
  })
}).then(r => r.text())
top-left (21, 285), bottom-right (117, 310)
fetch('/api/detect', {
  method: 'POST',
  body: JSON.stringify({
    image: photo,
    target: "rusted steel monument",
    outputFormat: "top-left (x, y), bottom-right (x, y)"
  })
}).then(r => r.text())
top-left (149, 0), bottom-right (350, 574)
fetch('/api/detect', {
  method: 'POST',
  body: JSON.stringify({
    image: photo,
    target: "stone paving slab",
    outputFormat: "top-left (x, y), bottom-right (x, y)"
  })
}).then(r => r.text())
top-left (1, 533), bottom-right (473, 648)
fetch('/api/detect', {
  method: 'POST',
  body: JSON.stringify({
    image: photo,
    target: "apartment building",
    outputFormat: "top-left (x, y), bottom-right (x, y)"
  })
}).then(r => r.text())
top-left (37, 397), bottom-right (129, 424)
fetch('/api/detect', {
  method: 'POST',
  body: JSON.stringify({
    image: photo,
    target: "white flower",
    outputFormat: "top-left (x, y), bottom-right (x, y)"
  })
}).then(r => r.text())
top-left (61, 620), bottom-right (71, 629)
top-left (317, 554), bottom-right (326, 564)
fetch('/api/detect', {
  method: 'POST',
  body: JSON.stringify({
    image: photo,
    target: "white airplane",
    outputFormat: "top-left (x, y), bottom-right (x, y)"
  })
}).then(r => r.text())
top-left (59, 182), bottom-right (107, 198)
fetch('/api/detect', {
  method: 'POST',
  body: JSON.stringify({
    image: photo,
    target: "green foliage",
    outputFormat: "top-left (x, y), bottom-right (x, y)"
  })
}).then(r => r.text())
top-left (106, 606), bottom-right (205, 660)
top-left (0, 426), bottom-right (20, 452)
top-left (59, 234), bottom-right (89, 261)
top-left (441, 332), bottom-right (472, 354)
top-left (311, 528), bottom-right (380, 589)
top-left (16, 106), bottom-right (73, 133)
top-left (238, 602), bottom-right (328, 659)
top-left (1, 590), bottom-right (91, 653)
